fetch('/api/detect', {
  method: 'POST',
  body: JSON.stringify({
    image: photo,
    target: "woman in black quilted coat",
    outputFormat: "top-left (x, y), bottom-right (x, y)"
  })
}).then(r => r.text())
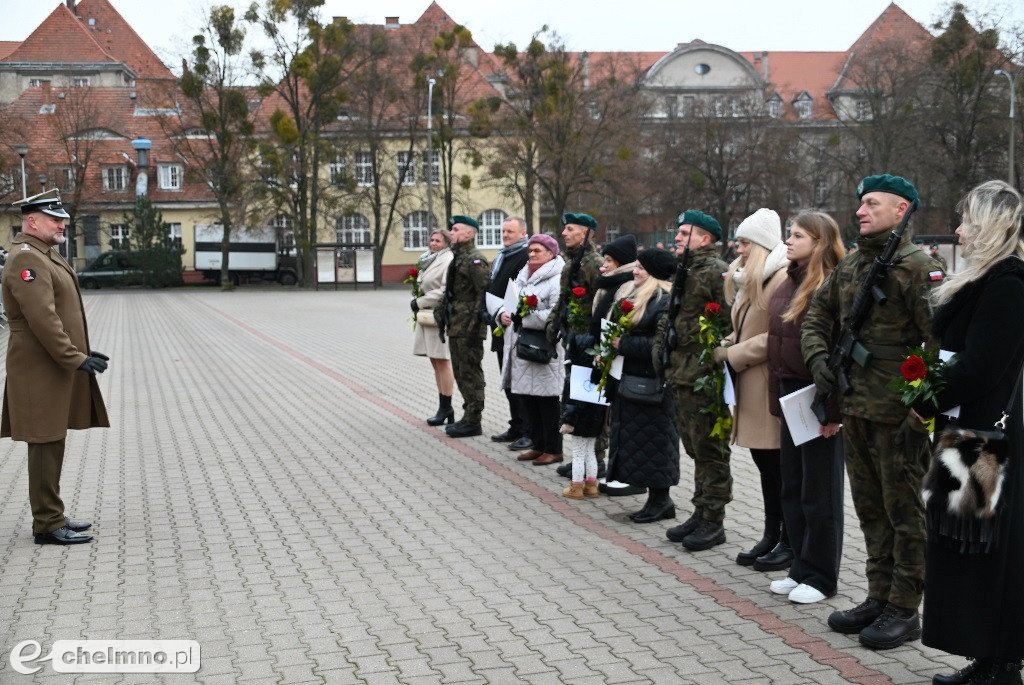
top-left (605, 248), bottom-right (680, 523)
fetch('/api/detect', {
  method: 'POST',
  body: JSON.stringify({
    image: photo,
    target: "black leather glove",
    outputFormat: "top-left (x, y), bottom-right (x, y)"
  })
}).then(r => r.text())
top-left (90, 350), bottom-right (109, 361)
top-left (79, 354), bottom-right (108, 375)
top-left (511, 311), bottom-right (523, 331)
top-left (410, 299), bottom-right (419, 313)
top-left (808, 353), bottom-right (836, 395)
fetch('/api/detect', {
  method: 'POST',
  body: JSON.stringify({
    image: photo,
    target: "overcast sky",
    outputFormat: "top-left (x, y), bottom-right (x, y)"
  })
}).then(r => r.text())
top-left (4, 0), bottom-right (1022, 65)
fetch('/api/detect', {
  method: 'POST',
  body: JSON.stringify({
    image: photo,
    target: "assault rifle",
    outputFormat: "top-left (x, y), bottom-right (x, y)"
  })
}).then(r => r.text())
top-left (551, 226), bottom-right (592, 344)
top-left (661, 242), bottom-right (691, 370)
top-left (811, 202), bottom-right (918, 424)
top-left (436, 257), bottom-right (458, 344)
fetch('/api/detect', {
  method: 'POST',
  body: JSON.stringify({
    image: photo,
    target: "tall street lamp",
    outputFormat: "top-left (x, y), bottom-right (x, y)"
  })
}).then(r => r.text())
top-left (13, 144), bottom-right (28, 199)
top-left (426, 77), bottom-right (436, 229)
top-left (995, 69), bottom-right (1017, 187)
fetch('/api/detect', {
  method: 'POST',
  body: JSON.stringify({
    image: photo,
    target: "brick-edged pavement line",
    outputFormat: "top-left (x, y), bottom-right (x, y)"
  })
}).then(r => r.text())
top-left (195, 295), bottom-right (892, 685)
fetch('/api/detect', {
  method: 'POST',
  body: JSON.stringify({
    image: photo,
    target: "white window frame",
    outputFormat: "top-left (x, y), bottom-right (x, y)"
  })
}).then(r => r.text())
top-left (815, 178), bottom-right (829, 205)
top-left (166, 222), bottom-right (182, 248)
top-left (794, 95), bottom-right (813, 119)
top-left (28, 78), bottom-right (46, 88)
top-left (422, 151), bottom-right (439, 186)
top-left (354, 152), bottom-right (373, 187)
top-left (397, 151), bottom-right (416, 186)
top-left (158, 163), bottom-right (183, 190)
top-left (767, 97), bottom-right (782, 118)
top-left (270, 214), bottom-right (294, 250)
top-left (476, 209), bottom-right (507, 249)
top-left (52, 165), bottom-right (75, 192)
top-left (103, 165), bottom-right (127, 191)
top-left (110, 223), bottom-right (130, 250)
top-left (329, 155), bottom-right (348, 185)
top-left (337, 214), bottom-right (372, 247)
top-left (856, 99), bottom-right (871, 121)
top-left (403, 211), bottom-right (437, 250)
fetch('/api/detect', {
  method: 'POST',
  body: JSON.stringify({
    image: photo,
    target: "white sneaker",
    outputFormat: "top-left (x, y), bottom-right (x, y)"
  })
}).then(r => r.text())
top-left (788, 583), bottom-right (827, 604)
top-left (770, 577), bottom-right (799, 595)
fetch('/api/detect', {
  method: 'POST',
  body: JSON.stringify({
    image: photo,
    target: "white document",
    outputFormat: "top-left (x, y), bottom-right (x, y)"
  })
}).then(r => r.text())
top-left (502, 279), bottom-right (518, 318)
top-left (938, 350), bottom-right (960, 418)
top-left (723, 363), bottom-right (736, 406)
top-left (779, 384), bottom-right (825, 447)
top-left (569, 365), bottom-right (610, 405)
top-left (598, 319), bottom-right (626, 380)
top-left (485, 293), bottom-right (504, 317)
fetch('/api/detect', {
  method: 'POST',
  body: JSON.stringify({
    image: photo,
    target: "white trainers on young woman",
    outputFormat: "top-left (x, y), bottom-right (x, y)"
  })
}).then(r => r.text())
top-left (770, 577), bottom-right (799, 595)
top-left (788, 583), bottom-right (827, 604)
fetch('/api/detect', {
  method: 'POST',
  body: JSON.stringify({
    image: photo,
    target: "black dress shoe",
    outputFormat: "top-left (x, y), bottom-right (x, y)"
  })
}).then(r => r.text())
top-left (933, 659), bottom-right (988, 685)
top-left (34, 526), bottom-right (92, 545)
top-left (666, 509), bottom-right (703, 542)
top-left (858, 604), bottom-right (920, 649)
top-left (508, 437), bottom-right (533, 450)
top-left (753, 542), bottom-right (794, 572)
top-left (599, 482), bottom-right (647, 496)
top-left (597, 461), bottom-right (606, 479)
top-left (491, 430), bottom-right (521, 442)
top-left (556, 462), bottom-right (572, 479)
top-left (65, 516), bottom-right (92, 532)
top-left (681, 520), bottom-right (726, 551)
top-left (736, 535), bottom-right (778, 566)
top-left (633, 500), bottom-right (676, 524)
top-left (446, 421), bottom-right (482, 438)
top-left (827, 597), bottom-right (886, 634)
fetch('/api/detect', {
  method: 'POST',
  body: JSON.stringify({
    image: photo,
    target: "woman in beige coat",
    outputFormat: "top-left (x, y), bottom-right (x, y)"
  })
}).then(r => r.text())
top-left (411, 229), bottom-right (456, 425)
top-left (715, 208), bottom-right (790, 571)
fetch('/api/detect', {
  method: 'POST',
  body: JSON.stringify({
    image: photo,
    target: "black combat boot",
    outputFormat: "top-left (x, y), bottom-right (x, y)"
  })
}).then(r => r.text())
top-left (426, 394), bottom-right (454, 426)
top-left (681, 519), bottom-right (726, 551)
top-left (932, 658), bottom-right (989, 685)
top-left (667, 509), bottom-right (703, 542)
top-left (827, 597), bottom-right (886, 634)
top-left (858, 603), bottom-right (920, 649)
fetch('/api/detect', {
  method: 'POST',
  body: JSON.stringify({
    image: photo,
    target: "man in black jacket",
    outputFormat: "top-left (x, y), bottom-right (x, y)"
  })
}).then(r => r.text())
top-left (484, 216), bottom-right (532, 447)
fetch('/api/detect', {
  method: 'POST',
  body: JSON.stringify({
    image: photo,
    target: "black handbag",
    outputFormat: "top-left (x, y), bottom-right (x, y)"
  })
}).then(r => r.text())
top-left (922, 370), bottom-right (1021, 554)
top-left (617, 374), bottom-right (664, 405)
top-left (516, 327), bottom-right (555, 363)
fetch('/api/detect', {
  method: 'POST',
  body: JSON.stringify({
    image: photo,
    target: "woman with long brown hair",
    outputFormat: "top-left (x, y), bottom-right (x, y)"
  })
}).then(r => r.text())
top-left (765, 211), bottom-right (846, 604)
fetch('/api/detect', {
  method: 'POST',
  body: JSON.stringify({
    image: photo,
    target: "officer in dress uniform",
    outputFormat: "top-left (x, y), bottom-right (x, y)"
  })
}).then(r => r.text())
top-left (1, 189), bottom-right (110, 545)
top-left (438, 215), bottom-right (491, 438)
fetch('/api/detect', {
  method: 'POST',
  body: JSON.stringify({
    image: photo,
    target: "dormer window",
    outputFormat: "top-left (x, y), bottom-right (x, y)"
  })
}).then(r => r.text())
top-left (767, 94), bottom-right (783, 118)
top-left (794, 92), bottom-right (813, 119)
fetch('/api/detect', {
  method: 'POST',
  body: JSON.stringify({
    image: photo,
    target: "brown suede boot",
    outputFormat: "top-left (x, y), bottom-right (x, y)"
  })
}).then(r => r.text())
top-left (583, 480), bottom-right (599, 498)
top-left (562, 482), bottom-right (584, 500)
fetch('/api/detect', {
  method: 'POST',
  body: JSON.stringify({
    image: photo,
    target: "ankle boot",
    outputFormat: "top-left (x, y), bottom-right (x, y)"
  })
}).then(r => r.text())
top-left (633, 489), bottom-right (676, 524)
top-left (978, 661), bottom-right (1024, 685)
top-left (933, 658), bottom-right (989, 685)
top-left (754, 542), bottom-right (794, 572)
top-left (562, 482), bottom-right (584, 500)
top-left (426, 394), bottom-right (454, 426)
top-left (583, 480), bottom-right (599, 498)
top-left (736, 516), bottom-right (780, 566)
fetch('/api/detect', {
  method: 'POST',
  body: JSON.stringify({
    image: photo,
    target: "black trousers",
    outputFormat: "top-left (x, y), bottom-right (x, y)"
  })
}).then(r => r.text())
top-left (522, 395), bottom-right (562, 454)
top-left (779, 377), bottom-right (845, 596)
top-left (749, 447), bottom-right (783, 522)
top-left (496, 350), bottom-right (530, 436)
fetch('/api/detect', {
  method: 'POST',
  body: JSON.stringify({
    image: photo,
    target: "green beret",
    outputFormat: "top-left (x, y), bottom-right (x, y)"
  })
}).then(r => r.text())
top-left (449, 214), bottom-right (479, 230)
top-left (857, 174), bottom-right (920, 208)
top-left (914, 239), bottom-right (925, 245)
top-left (677, 209), bottom-right (722, 240)
top-left (562, 212), bottom-right (597, 230)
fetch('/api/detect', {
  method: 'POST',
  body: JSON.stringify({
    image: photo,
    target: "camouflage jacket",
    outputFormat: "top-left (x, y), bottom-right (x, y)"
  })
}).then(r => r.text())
top-left (546, 241), bottom-right (603, 344)
top-left (442, 241), bottom-right (490, 339)
top-left (654, 245), bottom-right (731, 387)
top-left (801, 231), bottom-right (943, 424)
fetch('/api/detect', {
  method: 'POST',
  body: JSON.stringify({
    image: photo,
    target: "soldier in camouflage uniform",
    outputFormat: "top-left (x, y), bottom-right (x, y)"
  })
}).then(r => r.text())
top-left (438, 215), bottom-right (491, 438)
top-left (802, 175), bottom-right (944, 650)
top-left (546, 213), bottom-right (609, 471)
top-left (654, 210), bottom-right (732, 551)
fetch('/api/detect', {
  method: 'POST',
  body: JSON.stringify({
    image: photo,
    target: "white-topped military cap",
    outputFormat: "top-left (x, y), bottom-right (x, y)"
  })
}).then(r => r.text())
top-left (12, 188), bottom-right (69, 219)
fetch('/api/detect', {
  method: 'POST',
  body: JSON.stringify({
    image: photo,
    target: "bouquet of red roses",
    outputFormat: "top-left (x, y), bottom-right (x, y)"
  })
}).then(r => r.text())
top-left (567, 286), bottom-right (589, 333)
top-left (405, 267), bottom-right (423, 330)
top-left (518, 293), bottom-right (540, 318)
top-left (586, 298), bottom-right (635, 395)
top-left (693, 302), bottom-right (732, 441)
top-left (887, 346), bottom-right (946, 431)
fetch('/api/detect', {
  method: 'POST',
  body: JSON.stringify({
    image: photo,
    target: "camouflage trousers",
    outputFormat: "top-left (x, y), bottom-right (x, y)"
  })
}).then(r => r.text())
top-left (842, 414), bottom-right (930, 610)
top-left (449, 335), bottom-right (485, 423)
top-left (673, 385), bottom-right (732, 523)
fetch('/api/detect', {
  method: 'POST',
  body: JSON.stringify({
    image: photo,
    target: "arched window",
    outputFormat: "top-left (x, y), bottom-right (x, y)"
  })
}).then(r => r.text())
top-left (476, 209), bottom-right (507, 248)
top-left (337, 214), bottom-right (371, 247)
top-left (404, 211), bottom-right (438, 250)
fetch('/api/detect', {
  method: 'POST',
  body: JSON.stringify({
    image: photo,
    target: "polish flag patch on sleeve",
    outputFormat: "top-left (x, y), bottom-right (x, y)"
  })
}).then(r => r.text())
top-left (929, 270), bottom-right (944, 281)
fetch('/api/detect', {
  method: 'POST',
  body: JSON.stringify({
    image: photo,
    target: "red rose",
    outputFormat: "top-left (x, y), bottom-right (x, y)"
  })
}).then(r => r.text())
top-left (408, 267), bottom-right (419, 278)
top-left (620, 300), bottom-right (635, 313)
top-left (704, 302), bottom-right (722, 317)
top-left (901, 355), bottom-right (927, 382)
top-left (572, 286), bottom-right (587, 298)
top-left (526, 294), bottom-right (539, 307)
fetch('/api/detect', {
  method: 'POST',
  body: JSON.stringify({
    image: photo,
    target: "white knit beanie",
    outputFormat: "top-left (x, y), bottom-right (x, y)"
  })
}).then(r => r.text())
top-left (735, 208), bottom-right (782, 251)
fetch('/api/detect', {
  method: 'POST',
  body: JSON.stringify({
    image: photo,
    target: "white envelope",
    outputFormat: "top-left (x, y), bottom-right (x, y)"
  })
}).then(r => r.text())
top-left (779, 384), bottom-right (828, 447)
top-left (569, 365), bottom-right (609, 405)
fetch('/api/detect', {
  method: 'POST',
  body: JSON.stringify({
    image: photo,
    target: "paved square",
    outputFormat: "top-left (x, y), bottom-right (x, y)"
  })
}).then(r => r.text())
top-left (0, 289), bottom-right (956, 683)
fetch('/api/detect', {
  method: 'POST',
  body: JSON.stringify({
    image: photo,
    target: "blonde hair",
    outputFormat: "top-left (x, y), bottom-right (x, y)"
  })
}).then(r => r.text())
top-left (725, 242), bottom-right (771, 310)
top-left (932, 180), bottom-right (1024, 307)
top-left (783, 212), bottom-right (846, 322)
top-left (622, 273), bottom-right (671, 323)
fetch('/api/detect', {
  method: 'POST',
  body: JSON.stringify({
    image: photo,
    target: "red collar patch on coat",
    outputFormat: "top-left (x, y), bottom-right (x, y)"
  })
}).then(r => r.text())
top-left (21, 269), bottom-right (35, 282)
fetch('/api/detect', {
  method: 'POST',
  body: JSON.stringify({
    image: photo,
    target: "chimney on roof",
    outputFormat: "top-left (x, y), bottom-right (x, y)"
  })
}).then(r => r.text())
top-left (332, 16), bottom-right (347, 24)
top-left (385, 16), bottom-right (399, 28)
top-left (42, 81), bottom-right (51, 101)
top-left (66, 0), bottom-right (76, 11)
top-left (760, 51), bottom-right (769, 80)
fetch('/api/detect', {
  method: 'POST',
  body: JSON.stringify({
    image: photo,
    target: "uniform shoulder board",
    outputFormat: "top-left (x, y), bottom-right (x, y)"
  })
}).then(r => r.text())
top-left (929, 270), bottom-right (944, 282)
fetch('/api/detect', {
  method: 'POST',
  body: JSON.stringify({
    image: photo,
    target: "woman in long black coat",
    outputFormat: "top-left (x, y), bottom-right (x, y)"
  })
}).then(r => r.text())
top-left (605, 248), bottom-right (680, 523)
top-left (915, 180), bottom-right (1024, 685)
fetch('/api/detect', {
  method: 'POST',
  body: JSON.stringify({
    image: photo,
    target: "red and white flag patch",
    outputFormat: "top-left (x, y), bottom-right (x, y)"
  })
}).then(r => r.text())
top-left (929, 270), bottom-right (944, 281)
top-left (21, 269), bottom-right (35, 282)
